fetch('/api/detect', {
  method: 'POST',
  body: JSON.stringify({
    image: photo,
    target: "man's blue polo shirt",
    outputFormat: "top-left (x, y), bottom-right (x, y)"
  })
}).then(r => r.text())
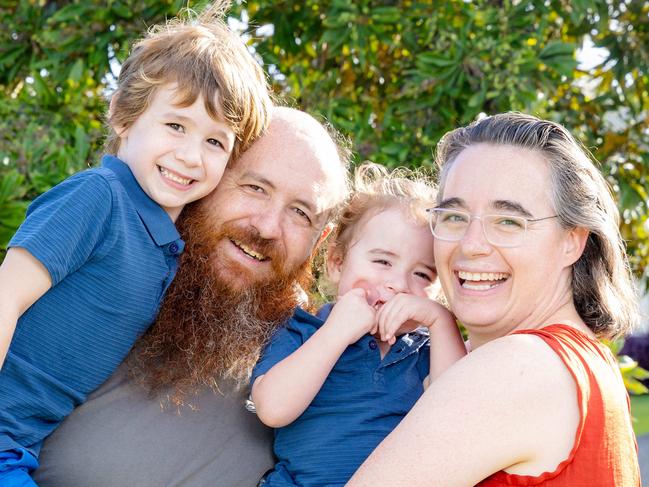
top-left (1, 155), bottom-right (184, 457)
top-left (252, 304), bottom-right (430, 487)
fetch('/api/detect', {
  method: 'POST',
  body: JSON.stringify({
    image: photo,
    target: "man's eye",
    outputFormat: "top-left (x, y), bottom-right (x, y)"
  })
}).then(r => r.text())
top-left (245, 184), bottom-right (264, 193)
top-left (167, 123), bottom-right (184, 132)
top-left (293, 207), bottom-right (312, 224)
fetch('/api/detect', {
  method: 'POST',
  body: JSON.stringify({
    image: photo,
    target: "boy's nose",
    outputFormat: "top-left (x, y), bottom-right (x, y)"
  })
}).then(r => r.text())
top-left (176, 142), bottom-right (202, 167)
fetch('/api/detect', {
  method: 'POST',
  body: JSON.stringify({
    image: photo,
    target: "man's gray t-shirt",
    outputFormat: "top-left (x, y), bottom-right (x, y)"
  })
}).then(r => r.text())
top-left (33, 360), bottom-right (274, 486)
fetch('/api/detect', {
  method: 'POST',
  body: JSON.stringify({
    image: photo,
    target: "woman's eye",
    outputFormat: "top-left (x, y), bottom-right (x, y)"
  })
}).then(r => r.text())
top-left (496, 217), bottom-right (523, 228)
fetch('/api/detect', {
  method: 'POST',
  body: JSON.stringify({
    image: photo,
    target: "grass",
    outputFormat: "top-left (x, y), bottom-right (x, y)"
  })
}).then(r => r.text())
top-left (631, 394), bottom-right (649, 437)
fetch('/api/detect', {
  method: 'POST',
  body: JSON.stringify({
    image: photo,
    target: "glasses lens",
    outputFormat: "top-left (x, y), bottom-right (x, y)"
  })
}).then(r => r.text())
top-left (483, 214), bottom-right (526, 247)
top-left (429, 209), bottom-right (469, 241)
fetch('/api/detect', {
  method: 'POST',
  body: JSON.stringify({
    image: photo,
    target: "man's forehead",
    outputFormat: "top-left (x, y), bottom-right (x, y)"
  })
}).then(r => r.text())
top-left (234, 123), bottom-right (346, 212)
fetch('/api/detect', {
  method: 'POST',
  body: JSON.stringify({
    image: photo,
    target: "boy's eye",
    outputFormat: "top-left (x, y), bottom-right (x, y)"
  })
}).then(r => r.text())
top-left (167, 123), bottom-right (184, 132)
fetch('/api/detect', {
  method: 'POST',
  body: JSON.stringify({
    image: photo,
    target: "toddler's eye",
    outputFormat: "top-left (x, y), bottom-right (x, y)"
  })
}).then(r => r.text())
top-left (415, 271), bottom-right (433, 282)
top-left (207, 138), bottom-right (224, 148)
top-left (167, 123), bottom-right (184, 132)
top-left (373, 259), bottom-right (391, 266)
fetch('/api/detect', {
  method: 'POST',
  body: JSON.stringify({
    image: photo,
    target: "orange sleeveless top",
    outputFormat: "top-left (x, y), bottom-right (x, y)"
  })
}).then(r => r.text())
top-left (477, 325), bottom-right (640, 486)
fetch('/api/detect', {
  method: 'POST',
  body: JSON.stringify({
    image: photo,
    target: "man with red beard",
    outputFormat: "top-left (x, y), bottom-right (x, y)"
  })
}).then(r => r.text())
top-left (32, 107), bottom-right (349, 487)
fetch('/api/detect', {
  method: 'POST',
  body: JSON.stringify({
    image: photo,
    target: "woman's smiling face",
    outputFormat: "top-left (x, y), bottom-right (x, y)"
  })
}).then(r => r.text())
top-left (434, 143), bottom-right (582, 340)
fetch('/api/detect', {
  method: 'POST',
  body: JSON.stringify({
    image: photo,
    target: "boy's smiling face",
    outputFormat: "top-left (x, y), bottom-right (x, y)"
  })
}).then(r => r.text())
top-left (113, 84), bottom-right (236, 221)
top-left (328, 206), bottom-right (438, 308)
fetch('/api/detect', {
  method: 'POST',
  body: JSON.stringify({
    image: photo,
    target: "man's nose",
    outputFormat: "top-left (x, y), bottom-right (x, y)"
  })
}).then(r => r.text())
top-left (250, 204), bottom-right (283, 240)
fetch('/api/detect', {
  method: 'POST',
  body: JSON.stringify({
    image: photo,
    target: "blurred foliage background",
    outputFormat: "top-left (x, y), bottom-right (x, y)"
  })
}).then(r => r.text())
top-left (1, 0), bottom-right (648, 292)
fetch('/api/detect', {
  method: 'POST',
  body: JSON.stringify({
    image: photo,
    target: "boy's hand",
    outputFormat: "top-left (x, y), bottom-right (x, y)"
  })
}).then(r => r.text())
top-left (324, 288), bottom-right (378, 345)
top-left (377, 293), bottom-right (452, 345)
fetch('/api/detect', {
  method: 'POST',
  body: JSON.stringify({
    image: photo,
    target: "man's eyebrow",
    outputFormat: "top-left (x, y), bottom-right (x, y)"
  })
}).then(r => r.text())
top-left (242, 171), bottom-right (316, 213)
top-left (492, 200), bottom-right (533, 217)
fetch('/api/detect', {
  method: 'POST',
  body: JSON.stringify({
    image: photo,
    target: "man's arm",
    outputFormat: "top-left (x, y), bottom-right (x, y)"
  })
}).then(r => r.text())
top-left (0, 247), bottom-right (52, 368)
top-left (252, 288), bottom-right (376, 428)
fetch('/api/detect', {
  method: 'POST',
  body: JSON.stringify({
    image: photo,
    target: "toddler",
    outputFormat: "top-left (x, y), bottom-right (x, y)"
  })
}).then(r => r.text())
top-left (251, 163), bottom-right (466, 486)
top-left (0, 4), bottom-right (271, 485)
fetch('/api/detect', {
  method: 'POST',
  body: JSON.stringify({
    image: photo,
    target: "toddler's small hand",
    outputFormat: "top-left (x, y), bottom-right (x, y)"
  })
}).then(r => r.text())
top-left (326, 288), bottom-right (378, 345)
top-left (377, 293), bottom-right (446, 343)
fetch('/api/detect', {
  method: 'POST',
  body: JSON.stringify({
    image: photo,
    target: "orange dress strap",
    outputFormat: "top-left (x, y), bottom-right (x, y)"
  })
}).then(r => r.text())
top-left (477, 324), bottom-right (640, 486)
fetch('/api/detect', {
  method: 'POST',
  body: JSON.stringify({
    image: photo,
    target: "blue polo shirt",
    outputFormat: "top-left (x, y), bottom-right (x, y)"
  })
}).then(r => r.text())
top-left (1, 155), bottom-right (183, 457)
top-left (252, 304), bottom-right (430, 487)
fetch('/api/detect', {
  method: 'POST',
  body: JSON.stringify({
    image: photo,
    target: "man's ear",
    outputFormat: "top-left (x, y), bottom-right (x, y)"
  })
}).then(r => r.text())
top-left (326, 245), bottom-right (344, 285)
top-left (563, 226), bottom-right (589, 267)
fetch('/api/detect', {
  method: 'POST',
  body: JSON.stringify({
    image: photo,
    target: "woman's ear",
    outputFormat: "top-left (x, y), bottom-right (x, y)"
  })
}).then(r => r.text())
top-left (563, 226), bottom-right (589, 267)
top-left (326, 245), bottom-right (344, 285)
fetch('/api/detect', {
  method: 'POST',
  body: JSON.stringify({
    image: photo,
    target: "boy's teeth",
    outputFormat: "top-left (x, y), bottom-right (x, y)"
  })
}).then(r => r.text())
top-left (458, 271), bottom-right (508, 281)
top-left (233, 240), bottom-right (267, 261)
top-left (160, 167), bottom-right (192, 185)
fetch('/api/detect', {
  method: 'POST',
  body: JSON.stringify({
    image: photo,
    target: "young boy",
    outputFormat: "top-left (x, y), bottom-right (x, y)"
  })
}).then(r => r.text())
top-left (250, 164), bottom-right (467, 486)
top-left (0, 4), bottom-right (271, 485)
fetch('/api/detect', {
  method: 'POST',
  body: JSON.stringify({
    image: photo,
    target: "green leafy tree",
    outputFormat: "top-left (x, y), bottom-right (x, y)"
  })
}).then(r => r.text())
top-left (1, 0), bottom-right (647, 284)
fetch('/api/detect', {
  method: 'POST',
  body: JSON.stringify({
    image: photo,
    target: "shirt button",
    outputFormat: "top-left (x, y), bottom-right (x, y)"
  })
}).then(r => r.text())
top-left (369, 340), bottom-right (378, 350)
top-left (169, 242), bottom-right (179, 254)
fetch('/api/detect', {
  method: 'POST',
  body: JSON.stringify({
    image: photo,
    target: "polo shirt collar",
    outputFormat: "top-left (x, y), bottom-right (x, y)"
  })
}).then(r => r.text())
top-left (101, 155), bottom-right (181, 247)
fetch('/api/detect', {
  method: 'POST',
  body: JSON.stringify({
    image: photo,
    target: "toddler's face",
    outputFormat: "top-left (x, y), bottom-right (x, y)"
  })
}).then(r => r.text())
top-left (113, 83), bottom-right (236, 221)
top-left (329, 207), bottom-right (437, 308)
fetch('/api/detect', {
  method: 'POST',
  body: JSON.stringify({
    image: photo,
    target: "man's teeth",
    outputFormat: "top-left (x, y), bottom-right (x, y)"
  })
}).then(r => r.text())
top-left (233, 240), bottom-right (267, 261)
top-left (159, 167), bottom-right (193, 185)
top-left (458, 271), bottom-right (508, 282)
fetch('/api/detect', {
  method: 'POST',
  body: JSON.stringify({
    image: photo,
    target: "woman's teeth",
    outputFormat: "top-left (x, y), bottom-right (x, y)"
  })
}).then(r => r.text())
top-left (458, 271), bottom-right (509, 290)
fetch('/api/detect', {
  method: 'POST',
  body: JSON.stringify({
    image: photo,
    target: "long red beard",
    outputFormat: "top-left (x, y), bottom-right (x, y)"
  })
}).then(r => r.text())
top-left (129, 200), bottom-right (313, 408)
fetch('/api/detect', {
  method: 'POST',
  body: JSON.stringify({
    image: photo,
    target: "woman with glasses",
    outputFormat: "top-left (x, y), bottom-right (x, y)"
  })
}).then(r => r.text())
top-left (348, 112), bottom-right (640, 486)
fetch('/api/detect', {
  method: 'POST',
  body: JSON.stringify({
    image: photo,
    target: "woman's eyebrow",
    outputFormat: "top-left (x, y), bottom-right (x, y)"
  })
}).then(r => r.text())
top-left (492, 200), bottom-right (533, 217)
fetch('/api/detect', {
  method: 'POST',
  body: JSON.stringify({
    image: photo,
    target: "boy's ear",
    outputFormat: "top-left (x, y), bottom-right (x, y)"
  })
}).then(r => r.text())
top-left (326, 245), bottom-right (344, 285)
top-left (563, 226), bottom-right (589, 267)
top-left (108, 93), bottom-right (128, 137)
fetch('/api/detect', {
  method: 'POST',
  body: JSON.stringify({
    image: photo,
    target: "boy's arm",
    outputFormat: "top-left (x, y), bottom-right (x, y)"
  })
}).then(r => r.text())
top-left (251, 288), bottom-right (376, 428)
top-left (0, 247), bottom-right (52, 368)
top-left (376, 294), bottom-right (466, 383)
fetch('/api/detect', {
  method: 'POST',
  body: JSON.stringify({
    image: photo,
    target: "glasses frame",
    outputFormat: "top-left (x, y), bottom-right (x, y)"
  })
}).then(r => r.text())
top-left (426, 208), bottom-right (558, 248)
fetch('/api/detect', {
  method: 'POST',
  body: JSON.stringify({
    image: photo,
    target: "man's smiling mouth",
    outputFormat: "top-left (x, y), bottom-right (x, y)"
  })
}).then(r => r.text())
top-left (230, 239), bottom-right (270, 262)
